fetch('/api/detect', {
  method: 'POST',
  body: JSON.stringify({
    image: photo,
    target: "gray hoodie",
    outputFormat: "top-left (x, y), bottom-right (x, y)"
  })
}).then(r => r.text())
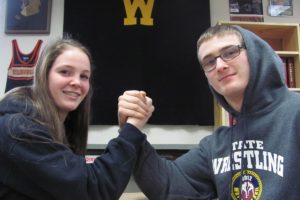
top-left (134, 25), bottom-right (300, 200)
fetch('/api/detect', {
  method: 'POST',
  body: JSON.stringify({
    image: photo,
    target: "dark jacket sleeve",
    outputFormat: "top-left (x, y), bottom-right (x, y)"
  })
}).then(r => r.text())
top-left (0, 112), bottom-right (145, 200)
top-left (134, 137), bottom-right (217, 200)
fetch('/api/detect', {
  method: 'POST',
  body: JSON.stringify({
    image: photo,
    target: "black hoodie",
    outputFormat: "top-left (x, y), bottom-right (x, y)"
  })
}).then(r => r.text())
top-left (134, 26), bottom-right (300, 200)
top-left (0, 90), bottom-right (146, 200)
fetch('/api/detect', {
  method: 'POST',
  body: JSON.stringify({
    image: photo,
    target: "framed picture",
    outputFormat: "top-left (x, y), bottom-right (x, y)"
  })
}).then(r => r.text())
top-left (268, 0), bottom-right (293, 16)
top-left (5, 0), bottom-right (52, 34)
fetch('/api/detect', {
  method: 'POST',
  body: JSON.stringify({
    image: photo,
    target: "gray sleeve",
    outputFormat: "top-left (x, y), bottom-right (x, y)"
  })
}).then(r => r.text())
top-left (134, 137), bottom-right (216, 200)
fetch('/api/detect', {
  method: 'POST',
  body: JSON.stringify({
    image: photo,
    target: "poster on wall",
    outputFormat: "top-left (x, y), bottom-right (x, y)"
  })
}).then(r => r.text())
top-left (64, 0), bottom-right (213, 125)
top-left (5, 0), bottom-right (52, 34)
top-left (229, 0), bottom-right (264, 22)
top-left (268, 0), bottom-right (293, 16)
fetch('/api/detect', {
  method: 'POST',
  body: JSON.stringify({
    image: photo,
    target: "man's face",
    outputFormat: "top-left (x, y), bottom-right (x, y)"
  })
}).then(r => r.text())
top-left (198, 34), bottom-right (250, 102)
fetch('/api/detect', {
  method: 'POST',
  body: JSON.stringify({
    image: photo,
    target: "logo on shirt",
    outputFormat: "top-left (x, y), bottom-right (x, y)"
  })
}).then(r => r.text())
top-left (212, 140), bottom-right (284, 177)
top-left (231, 170), bottom-right (262, 200)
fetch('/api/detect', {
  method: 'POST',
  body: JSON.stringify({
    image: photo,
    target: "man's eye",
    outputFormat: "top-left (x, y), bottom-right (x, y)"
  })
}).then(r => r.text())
top-left (205, 58), bottom-right (215, 66)
top-left (223, 48), bottom-right (237, 58)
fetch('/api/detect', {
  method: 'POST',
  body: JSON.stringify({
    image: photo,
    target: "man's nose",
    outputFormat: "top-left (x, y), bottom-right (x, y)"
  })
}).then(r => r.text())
top-left (215, 57), bottom-right (228, 71)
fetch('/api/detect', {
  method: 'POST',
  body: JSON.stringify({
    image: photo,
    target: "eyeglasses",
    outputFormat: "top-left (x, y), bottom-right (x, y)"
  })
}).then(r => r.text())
top-left (201, 45), bottom-right (246, 72)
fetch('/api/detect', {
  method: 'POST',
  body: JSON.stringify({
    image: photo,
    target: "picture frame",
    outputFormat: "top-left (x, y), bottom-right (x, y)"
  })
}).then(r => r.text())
top-left (268, 0), bottom-right (293, 17)
top-left (5, 0), bottom-right (52, 34)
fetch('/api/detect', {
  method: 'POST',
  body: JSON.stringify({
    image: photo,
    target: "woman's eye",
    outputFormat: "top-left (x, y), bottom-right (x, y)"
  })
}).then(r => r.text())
top-left (60, 70), bottom-right (70, 75)
top-left (81, 74), bottom-right (90, 80)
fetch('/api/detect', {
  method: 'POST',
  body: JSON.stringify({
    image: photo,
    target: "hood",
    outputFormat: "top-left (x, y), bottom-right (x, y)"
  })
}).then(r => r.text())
top-left (0, 88), bottom-right (35, 117)
top-left (210, 25), bottom-right (288, 116)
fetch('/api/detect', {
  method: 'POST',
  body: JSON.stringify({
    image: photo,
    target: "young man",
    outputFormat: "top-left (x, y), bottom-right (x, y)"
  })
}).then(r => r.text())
top-left (118, 25), bottom-right (300, 199)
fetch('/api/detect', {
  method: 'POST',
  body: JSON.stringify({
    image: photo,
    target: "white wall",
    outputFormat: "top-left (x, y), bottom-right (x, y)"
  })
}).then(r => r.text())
top-left (0, 0), bottom-right (299, 150)
top-left (0, 0), bottom-right (64, 94)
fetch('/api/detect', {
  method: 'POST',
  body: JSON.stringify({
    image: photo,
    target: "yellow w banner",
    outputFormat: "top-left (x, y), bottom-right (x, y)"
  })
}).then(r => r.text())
top-left (123, 0), bottom-right (154, 25)
top-left (64, 0), bottom-right (213, 125)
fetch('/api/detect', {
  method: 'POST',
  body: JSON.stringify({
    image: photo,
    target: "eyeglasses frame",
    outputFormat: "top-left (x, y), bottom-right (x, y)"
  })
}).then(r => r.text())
top-left (201, 44), bottom-right (246, 73)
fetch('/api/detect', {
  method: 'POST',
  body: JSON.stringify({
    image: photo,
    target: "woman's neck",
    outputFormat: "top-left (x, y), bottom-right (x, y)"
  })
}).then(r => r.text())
top-left (58, 111), bottom-right (68, 122)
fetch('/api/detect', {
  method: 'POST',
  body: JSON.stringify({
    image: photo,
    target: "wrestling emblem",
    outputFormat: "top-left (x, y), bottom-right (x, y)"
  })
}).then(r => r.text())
top-left (231, 170), bottom-right (262, 200)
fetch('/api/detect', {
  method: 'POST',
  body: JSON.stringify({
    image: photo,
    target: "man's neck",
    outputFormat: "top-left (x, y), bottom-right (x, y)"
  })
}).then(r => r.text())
top-left (225, 95), bottom-right (243, 112)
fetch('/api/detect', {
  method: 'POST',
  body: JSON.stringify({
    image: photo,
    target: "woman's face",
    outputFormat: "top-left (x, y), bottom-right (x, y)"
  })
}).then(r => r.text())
top-left (48, 47), bottom-right (91, 120)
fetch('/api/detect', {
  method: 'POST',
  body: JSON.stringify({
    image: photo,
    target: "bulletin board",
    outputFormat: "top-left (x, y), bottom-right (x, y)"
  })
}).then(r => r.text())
top-left (63, 0), bottom-right (213, 125)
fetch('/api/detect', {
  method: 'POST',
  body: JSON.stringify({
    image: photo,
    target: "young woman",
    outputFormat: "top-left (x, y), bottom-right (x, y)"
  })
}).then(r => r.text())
top-left (0, 38), bottom-right (154, 200)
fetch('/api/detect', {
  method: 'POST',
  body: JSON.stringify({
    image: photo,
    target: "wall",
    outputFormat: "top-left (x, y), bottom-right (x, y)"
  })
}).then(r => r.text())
top-left (0, 0), bottom-right (64, 96)
top-left (0, 0), bottom-right (299, 148)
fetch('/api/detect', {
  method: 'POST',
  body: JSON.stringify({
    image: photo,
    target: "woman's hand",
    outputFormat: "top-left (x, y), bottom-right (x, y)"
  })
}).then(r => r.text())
top-left (118, 90), bottom-right (154, 130)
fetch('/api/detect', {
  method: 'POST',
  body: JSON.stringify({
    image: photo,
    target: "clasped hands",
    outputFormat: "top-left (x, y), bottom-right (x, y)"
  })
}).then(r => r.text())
top-left (118, 90), bottom-right (155, 130)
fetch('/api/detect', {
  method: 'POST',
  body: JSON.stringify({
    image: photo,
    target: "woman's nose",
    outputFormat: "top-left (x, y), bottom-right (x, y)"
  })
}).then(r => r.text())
top-left (70, 76), bottom-right (81, 86)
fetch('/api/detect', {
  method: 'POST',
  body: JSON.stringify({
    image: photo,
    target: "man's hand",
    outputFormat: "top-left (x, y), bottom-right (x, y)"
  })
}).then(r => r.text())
top-left (118, 90), bottom-right (154, 130)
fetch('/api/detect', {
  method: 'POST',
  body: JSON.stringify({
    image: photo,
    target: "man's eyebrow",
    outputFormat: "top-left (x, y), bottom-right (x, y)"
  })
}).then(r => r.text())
top-left (202, 45), bottom-right (238, 61)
